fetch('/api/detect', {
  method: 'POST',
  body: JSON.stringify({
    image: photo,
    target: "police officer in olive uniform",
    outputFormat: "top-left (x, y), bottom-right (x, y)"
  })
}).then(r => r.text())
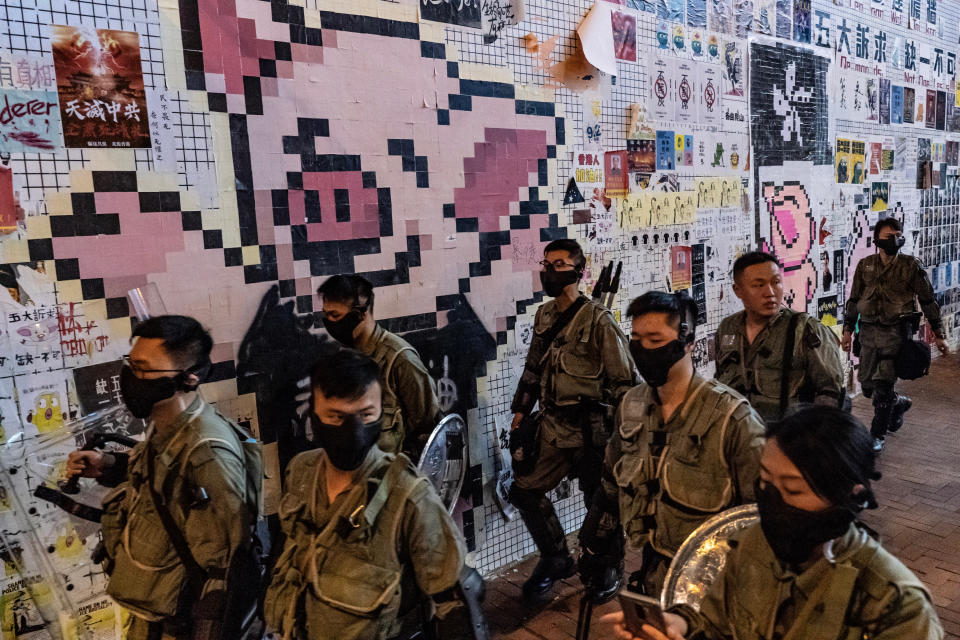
top-left (264, 349), bottom-right (465, 640)
top-left (579, 292), bottom-right (765, 598)
top-left (715, 251), bottom-right (845, 423)
top-left (509, 239), bottom-right (636, 600)
top-left (67, 316), bottom-right (261, 640)
top-left (318, 275), bottom-right (442, 459)
top-left (603, 407), bottom-right (943, 640)
top-left (842, 218), bottom-right (950, 452)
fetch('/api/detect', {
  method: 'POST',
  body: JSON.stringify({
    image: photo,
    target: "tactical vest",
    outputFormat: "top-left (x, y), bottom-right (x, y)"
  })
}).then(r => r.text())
top-left (855, 254), bottom-right (922, 326)
top-left (728, 524), bottom-right (933, 640)
top-left (368, 330), bottom-right (417, 454)
top-left (540, 299), bottom-right (612, 407)
top-left (613, 377), bottom-right (749, 556)
top-left (100, 401), bottom-right (260, 621)
top-left (264, 450), bottom-right (427, 640)
top-left (715, 310), bottom-right (816, 422)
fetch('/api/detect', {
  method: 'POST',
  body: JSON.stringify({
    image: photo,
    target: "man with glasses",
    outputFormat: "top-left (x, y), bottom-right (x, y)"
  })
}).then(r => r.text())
top-left (509, 238), bottom-right (636, 601)
top-left (66, 315), bottom-right (261, 640)
top-left (318, 275), bottom-right (441, 459)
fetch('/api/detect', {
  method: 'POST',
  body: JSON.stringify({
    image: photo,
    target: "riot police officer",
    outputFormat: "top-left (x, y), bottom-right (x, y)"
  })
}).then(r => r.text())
top-left (842, 218), bottom-right (950, 452)
top-left (579, 291), bottom-right (764, 598)
top-left (318, 274), bottom-right (442, 459)
top-left (67, 316), bottom-right (261, 640)
top-left (509, 239), bottom-right (636, 600)
top-left (264, 349), bottom-right (465, 639)
top-left (715, 251), bottom-right (845, 423)
top-left (602, 406), bottom-right (944, 640)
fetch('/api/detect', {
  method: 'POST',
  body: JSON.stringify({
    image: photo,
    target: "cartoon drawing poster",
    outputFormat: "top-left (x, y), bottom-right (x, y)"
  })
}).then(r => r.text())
top-left (15, 370), bottom-right (70, 438)
top-left (51, 26), bottom-right (151, 148)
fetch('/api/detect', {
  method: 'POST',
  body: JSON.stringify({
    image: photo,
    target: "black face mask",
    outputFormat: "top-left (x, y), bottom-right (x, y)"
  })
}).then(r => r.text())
top-left (311, 412), bottom-right (383, 471)
top-left (119, 364), bottom-right (198, 419)
top-left (874, 235), bottom-right (905, 256)
top-left (756, 481), bottom-right (856, 566)
top-left (630, 339), bottom-right (687, 387)
top-left (539, 269), bottom-right (580, 298)
top-left (322, 311), bottom-right (363, 347)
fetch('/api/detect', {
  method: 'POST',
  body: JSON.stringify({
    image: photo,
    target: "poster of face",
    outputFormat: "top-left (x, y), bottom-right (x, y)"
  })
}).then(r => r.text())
top-left (671, 245), bottom-right (693, 290)
top-left (51, 26), bottom-right (151, 148)
top-left (604, 150), bottom-right (629, 197)
top-left (612, 10), bottom-right (637, 61)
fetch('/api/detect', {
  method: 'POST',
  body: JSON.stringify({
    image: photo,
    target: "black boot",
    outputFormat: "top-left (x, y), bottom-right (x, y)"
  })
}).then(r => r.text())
top-left (871, 387), bottom-right (896, 452)
top-left (509, 486), bottom-right (574, 600)
top-left (888, 395), bottom-right (912, 433)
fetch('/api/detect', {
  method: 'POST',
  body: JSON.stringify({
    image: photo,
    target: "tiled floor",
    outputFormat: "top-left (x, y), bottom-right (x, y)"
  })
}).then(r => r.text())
top-left (481, 355), bottom-right (960, 639)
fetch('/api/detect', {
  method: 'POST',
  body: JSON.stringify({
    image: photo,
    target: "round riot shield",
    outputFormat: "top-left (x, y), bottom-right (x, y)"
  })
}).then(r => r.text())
top-left (417, 413), bottom-right (467, 514)
top-left (660, 504), bottom-right (759, 610)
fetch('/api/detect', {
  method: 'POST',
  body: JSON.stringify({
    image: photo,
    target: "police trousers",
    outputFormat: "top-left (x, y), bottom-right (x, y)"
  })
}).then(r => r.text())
top-left (512, 435), bottom-right (604, 507)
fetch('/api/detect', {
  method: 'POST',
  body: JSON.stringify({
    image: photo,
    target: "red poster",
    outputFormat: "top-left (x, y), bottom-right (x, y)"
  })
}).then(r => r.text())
top-left (51, 26), bottom-right (151, 148)
top-left (604, 150), bottom-right (629, 197)
top-left (670, 245), bottom-right (692, 291)
top-left (611, 11), bottom-right (637, 62)
top-left (869, 142), bottom-right (881, 174)
top-left (0, 163), bottom-right (18, 235)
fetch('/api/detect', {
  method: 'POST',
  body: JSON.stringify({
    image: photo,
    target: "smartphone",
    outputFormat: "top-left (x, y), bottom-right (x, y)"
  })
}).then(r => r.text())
top-left (618, 589), bottom-right (668, 635)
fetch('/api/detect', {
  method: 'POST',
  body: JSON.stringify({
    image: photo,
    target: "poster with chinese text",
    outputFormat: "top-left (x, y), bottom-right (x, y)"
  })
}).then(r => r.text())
top-left (51, 26), bottom-right (151, 148)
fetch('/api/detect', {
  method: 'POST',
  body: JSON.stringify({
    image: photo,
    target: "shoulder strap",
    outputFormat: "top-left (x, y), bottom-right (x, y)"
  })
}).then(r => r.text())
top-left (144, 443), bottom-right (207, 593)
top-left (780, 312), bottom-right (803, 419)
top-left (542, 296), bottom-right (588, 347)
top-left (382, 346), bottom-right (414, 401)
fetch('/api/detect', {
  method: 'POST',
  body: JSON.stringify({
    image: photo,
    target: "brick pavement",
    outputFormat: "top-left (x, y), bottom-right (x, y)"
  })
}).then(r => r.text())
top-left (482, 356), bottom-right (960, 639)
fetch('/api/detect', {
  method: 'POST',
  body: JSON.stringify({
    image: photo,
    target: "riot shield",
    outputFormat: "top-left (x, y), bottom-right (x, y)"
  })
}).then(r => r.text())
top-left (660, 504), bottom-right (759, 610)
top-left (417, 414), bottom-right (467, 514)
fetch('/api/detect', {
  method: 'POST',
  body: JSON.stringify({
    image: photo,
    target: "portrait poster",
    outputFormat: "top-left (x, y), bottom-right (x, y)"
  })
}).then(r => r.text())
top-left (925, 89), bottom-right (936, 129)
top-left (612, 10), bottom-right (637, 61)
top-left (51, 25), bottom-right (151, 148)
top-left (670, 245), bottom-right (692, 290)
top-left (604, 150), bottom-right (629, 197)
top-left (903, 87), bottom-right (915, 124)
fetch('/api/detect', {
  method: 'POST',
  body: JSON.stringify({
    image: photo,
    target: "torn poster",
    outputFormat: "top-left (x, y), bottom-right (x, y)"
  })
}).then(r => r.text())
top-left (578, 2), bottom-right (618, 75)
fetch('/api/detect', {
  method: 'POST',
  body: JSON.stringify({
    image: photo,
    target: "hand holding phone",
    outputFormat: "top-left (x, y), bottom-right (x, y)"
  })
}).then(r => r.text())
top-left (618, 590), bottom-right (667, 635)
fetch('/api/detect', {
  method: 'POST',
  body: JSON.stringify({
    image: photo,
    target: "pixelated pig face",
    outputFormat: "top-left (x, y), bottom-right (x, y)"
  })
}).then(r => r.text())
top-left (196, 1), bottom-right (563, 331)
top-left (764, 182), bottom-right (814, 271)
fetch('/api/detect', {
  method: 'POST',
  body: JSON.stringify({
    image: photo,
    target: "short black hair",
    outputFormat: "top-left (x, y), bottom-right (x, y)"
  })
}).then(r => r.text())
top-left (544, 238), bottom-right (586, 270)
top-left (873, 217), bottom-right (902, 240)
top-left (310, 348), bottom-right (380, 401)
top-left (767, 405), bottom-right (878, 511)
top-left (317, 274), bottom-right (375, 312)
top-left (132, 315), bottom-right (212, 369)
top-left (626, 290), bottom-right (697, 343)
top-left (732, 251), bottom-right (779, 281)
